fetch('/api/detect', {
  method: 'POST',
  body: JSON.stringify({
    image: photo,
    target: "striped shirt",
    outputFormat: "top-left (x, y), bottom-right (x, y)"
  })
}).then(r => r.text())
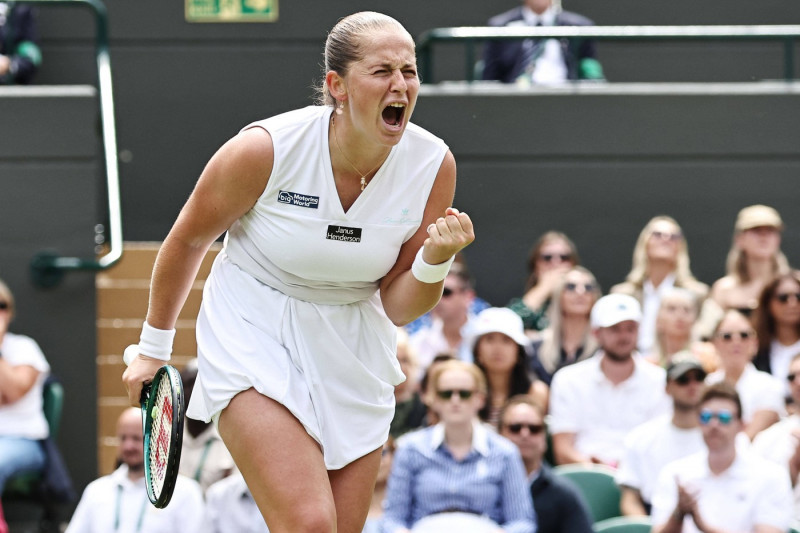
top-left (380, 422), bottom-right (537, 533)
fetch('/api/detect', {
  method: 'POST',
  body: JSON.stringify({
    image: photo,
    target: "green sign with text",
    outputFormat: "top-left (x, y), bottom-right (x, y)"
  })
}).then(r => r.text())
top-left (186, 0), bottom-right (278, 22)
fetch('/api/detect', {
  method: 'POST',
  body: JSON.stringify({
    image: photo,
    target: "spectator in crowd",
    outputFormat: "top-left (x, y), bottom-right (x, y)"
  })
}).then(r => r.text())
top-left (203, 470), bottom-right (269, 533)
top-left (418, 353), bottom-right (456, 427)
top-left (498, 395), bottom-right (593, 533)
top-left (470, 307), bottom-right (549, 426)
top-left (549, 294), bottom-right (670, 467)
top-left (0, 2), bottom-right (41, 85)
top-left (0, 278), bottom-right (50, 533)
top-left (616, 352), bottom-right (706, 516)
top-left (481, 0), bottom-right (603, 84)
top-left (647, 288), bottom-right (718, 373)
top-left (404, 255), bottom-right (490, 336)
top-left (751, 352), bottom-right (800, 525)
top-left (380, 360), bottom-right (536, 533)
top-left (66, 407), bottom-right (204, 533)
top-left (507, 231), bottom-right (579, 333)
top-left (706, 309), bottom-right (784, 440)
top-left (650, 382), bottom-right (793, 533)
top-left (700, 205), bottom-right (789, 337)
top-left (529, 266), bottom-right (600, 385)
top-left (611, 216), bottom-right (709, 355)
top-left (363, 438), bottom-right (395, 533)
top-left (409, 267), bottom-right (476, 371)
top-left (179, 359), bottom-right (235, 493)
top-left (753, 271), bottom-right (800, 389)
top-left (390, 329), bottom-right (427, 439)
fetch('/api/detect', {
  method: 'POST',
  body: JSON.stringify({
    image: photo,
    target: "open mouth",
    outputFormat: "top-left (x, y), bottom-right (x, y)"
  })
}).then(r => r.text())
top-left (382, 103), bottom-right (406, 126)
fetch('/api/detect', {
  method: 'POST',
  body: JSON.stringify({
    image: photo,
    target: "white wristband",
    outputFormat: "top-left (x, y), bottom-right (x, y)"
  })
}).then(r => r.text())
top-left (124, 321), bottom-right (175, 365)
top-left (411, 248), bottom-right (455, 284)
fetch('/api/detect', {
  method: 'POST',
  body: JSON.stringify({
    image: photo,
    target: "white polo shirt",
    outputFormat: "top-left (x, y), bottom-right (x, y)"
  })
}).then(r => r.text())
top-left (651, 450), bottom-right (793, 532)
top-left (203, 472), bottom-right (269, 533)
top-left (615, 415), bottom-right (704, 504)
top-left (706, 363), bottom-right (786, 422)
top-left (751, 414), bottom-right (800, 524)
top-left (65, 466), bottom-right (205, 533)
top-left (549, 353), bottom-right (670, 465)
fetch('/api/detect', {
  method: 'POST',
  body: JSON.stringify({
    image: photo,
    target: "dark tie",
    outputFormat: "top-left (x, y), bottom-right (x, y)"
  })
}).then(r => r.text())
top-left (520, 21), bottom-right (544, 78)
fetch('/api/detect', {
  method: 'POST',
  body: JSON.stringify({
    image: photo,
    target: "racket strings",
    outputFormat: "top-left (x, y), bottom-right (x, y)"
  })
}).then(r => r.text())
top-left (148, 376), bottom-right (174, 497)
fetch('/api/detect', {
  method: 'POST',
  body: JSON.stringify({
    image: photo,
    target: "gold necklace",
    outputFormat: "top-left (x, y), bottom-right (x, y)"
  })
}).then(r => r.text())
top-left (331, 115), bottom-right (384, 191)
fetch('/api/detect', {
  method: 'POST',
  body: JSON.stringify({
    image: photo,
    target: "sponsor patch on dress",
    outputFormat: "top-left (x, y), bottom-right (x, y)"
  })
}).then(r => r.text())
top-left (326, 225), bottom-right (362, 243)
top-left (277, 190), bottom-right (319, 208)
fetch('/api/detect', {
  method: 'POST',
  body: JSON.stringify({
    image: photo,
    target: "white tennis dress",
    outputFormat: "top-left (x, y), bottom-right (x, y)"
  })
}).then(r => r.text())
top-left (186, 105), bottom-right (448, 469)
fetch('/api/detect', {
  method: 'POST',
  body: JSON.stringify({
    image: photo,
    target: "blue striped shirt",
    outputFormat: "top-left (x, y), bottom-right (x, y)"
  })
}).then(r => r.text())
top-left (380, 422), bottom-right (537, 533)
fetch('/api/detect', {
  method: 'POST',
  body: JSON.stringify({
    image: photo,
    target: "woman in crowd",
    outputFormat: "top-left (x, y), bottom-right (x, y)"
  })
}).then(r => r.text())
top-left (390, 329), bottom-right (427, 439)
top-left (647, 287), bottom-right (718, 372)
top-left (507, 231), bottom-right (579, 333)
top-left (611, 215), bottom-right (708, 354)
top-left (702, 205), bottom-right (789, 335)
top-left (0, 279), bottom-right (50, 533)
top-left (529, 266), bottom-right (600, 385)
top-left (380, 359), bottom-right (536, 533)
top-left (471, 308), bottom-right (549, 426)
top-left (706, 309), bottom-right (784, 440)
top-left (752, 271), bottom-right (800, 387)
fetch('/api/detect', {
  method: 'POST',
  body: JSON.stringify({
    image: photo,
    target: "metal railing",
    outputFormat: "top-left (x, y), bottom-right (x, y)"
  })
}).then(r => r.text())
top-left (21, 0), bottom-right (123, 287)
top-left (417, 25), bottom-right (800, 83)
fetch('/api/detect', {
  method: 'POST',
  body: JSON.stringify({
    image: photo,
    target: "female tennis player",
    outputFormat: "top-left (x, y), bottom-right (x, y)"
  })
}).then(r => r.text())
top-left (123, 11), bottom-right (475, 533)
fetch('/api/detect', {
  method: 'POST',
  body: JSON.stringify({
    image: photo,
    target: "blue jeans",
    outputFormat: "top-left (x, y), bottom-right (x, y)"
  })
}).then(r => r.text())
top-left (0, 437), bottom-right (46, 495)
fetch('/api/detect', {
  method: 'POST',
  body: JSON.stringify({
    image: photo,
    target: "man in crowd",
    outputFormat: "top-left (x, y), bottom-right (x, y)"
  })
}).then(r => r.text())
top-left (549, 294), bottom-right (670, 467)
top-left (616, 352), bottom-right (706, 515)
top-left (499, 395), bottom-right (593, 532)
top-left (65, 408), bottom-right (204, 533)
top-left (651, 382), bottom-right (792, 533)
top-left (481, 0), bottom-right (603, 84)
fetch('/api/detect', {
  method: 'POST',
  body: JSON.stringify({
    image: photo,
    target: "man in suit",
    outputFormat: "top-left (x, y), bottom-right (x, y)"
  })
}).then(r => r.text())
top-left (481, 0), bottom-right (603, 84)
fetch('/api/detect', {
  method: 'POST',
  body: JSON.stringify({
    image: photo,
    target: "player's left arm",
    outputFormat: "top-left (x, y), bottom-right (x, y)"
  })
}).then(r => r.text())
top-left (380, 150), bottom-right (474, 326)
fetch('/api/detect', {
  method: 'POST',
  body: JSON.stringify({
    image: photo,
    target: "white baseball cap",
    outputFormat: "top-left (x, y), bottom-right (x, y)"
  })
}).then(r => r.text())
top-left (590, 294), bottom-right (642, 328)
top-left (467, 307), bottom-right (530, 351)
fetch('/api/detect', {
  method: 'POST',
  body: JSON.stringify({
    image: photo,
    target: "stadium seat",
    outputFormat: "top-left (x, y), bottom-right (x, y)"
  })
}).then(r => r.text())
top-left (552, 463), bottom-right (621, 523)
top-left (593, 516), bottom-right (652, 533)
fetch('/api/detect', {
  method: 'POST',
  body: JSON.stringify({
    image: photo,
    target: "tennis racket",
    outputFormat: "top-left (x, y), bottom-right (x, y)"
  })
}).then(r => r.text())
top-left (140, 365), bottom-right (185, 508)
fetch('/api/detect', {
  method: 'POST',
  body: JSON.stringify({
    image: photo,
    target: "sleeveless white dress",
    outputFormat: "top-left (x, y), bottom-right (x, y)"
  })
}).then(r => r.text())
top-left (186, 105), bottom-right (448, 468)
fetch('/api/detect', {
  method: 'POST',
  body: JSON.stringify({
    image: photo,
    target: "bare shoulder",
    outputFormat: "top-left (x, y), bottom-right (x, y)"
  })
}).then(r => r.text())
top-left (710, 275), bottom-right (736, 302)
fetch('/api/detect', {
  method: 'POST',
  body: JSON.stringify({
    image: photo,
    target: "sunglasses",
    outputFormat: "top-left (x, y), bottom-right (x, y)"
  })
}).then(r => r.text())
top-left (441, 287), bottom-right (464, 298)
top-left (651, 230), bottom-right (682, 242)
top-left (0, 301), bottom-right (8, 311)
top-left (564, 282), bottom-right (596, 293)
top-left (674, 371), bottom-right (706, 386)
top-left (788, 373), bottom-right (799, 382)
top-left (699, 409), bottom-right (734, 425)
top-left (774, 292), bottom-right (800, 304)
top-left (716, 330), bottom-right (753, 342)
top-left (506, 423), bottom-right (545, 435)
top-left (540, 253), bottom-right (571, 263)
top-left (436, 389), bottom-right (475, 400)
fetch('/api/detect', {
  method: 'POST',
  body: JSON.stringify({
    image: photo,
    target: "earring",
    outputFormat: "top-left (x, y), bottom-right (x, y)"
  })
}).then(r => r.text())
top-left (336, 100), bottom-right (344, 115)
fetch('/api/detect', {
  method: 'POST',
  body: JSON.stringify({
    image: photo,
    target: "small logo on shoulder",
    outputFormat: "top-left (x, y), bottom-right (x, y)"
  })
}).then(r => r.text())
top-left (326, 225), bottom-right (362, 243)
top-left (277, 190), bottom-right (319, 209)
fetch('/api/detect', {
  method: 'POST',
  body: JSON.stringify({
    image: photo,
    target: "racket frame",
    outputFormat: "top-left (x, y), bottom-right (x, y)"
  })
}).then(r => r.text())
top-left (140, 365), bottom-right (185, 508)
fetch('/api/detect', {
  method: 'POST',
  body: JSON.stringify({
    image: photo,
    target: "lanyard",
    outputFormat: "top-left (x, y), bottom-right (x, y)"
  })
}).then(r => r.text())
top-left (193, 439), bottom-right (214, 482)
top-left (114, 483), bottom-right (147, 532)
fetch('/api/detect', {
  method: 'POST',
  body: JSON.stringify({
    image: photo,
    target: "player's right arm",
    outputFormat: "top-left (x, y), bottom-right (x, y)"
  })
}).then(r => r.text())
top-left (123, 127), bottom-right (273, 406)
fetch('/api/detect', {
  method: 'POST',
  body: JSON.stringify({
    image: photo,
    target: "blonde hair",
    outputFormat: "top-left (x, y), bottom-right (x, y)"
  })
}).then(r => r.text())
top-left (650, 287), bottom-right (699, 366)
top-left (426, 360), bottom-right (487, 404)
top-left (623, 216), bottom-right (701, 289)
top-left (0, 278), bottom-right (16, 322)
top-left (396, 327), bottom-right (420, 379)
top-left (725, 226), bottom-right (789, 283)
top-left (538, 266), bottom-right (600, 373)
top-left (318, 12), bottom-right (412, 106)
